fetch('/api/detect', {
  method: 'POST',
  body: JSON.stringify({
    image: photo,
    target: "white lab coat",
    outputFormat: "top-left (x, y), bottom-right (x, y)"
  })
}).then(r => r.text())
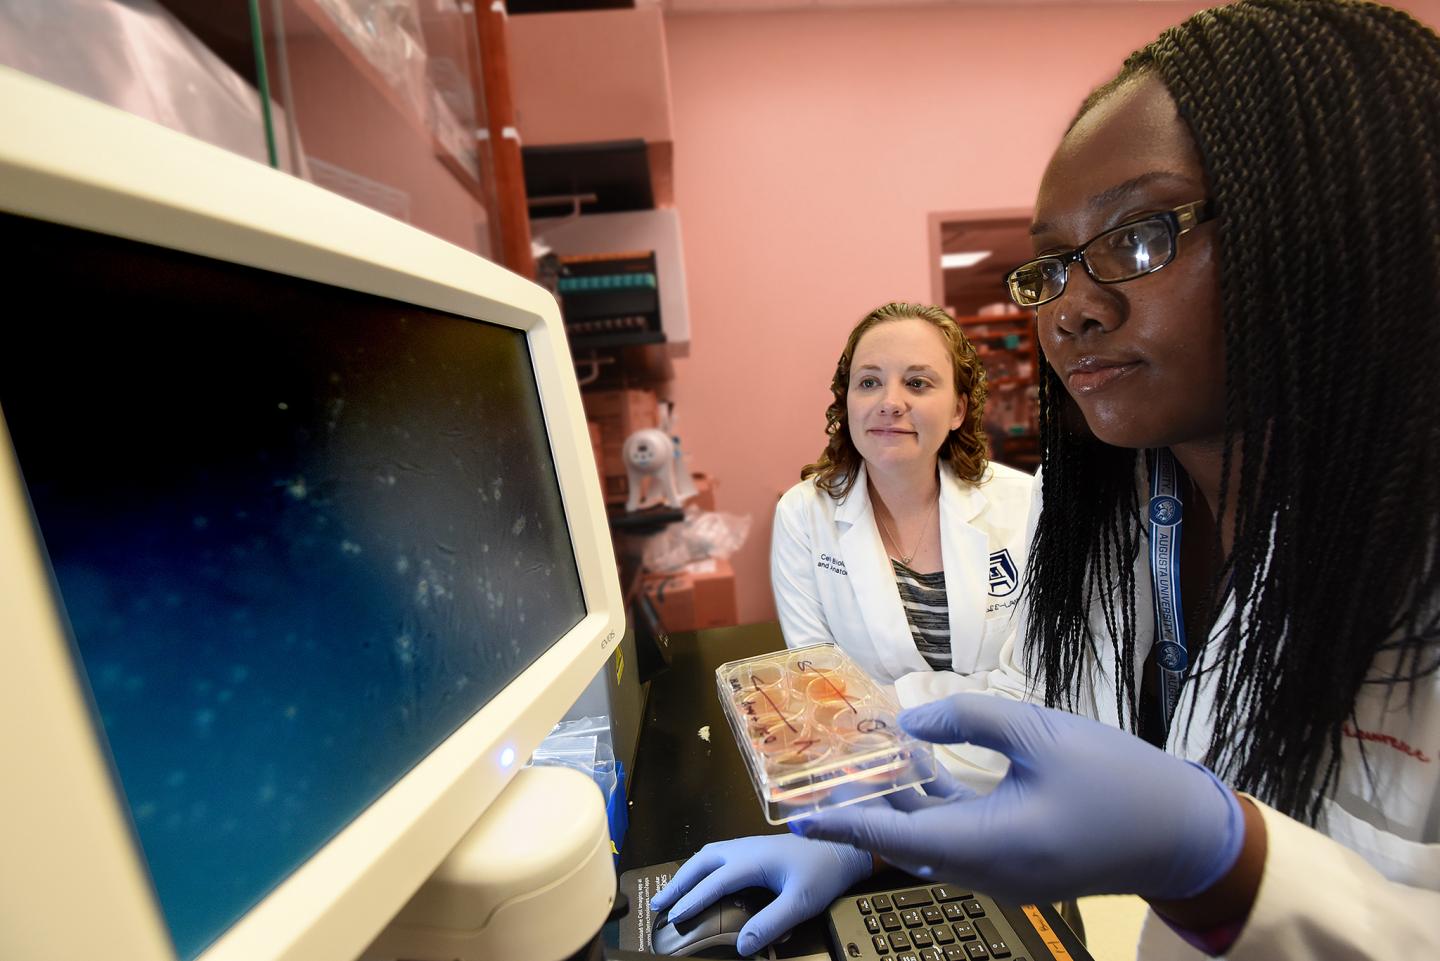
top-left (963, 462), bottom-right (1440, 959)
top-left (769, 461), bottom-right (1033, 706)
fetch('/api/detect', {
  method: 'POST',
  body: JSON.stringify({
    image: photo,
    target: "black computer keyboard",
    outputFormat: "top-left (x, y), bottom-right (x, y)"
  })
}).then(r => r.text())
top-left (826, 881), bottom-right (1088, 961)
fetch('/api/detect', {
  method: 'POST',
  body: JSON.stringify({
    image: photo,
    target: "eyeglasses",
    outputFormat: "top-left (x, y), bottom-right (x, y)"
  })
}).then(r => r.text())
top-left (1005, 200), bottom-right (1216, 308)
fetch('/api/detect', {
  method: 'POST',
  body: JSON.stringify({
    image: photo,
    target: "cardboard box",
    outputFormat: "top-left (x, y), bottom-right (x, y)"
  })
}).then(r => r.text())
top-left (685, 472), bottom-right (716, 512)
top-left (582, 388), bottom-right (660, 504)
top-left (642, 558), bottom-right (736, 633)
top-left (602, 474), bottom-right (630, 504)
top-left (584, 388), bottom-right (659, 452)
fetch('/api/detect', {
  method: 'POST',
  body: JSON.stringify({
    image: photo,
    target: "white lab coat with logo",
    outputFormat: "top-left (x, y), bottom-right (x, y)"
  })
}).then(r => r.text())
top-left (769, 461), bottom-right (1033, 709)
top-left (962, 463), bottom-right (1440, 960)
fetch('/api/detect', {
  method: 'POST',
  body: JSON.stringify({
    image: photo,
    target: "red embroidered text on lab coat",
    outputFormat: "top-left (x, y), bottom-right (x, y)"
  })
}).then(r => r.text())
top-left (1342, 723), bottom-right (1432, 763)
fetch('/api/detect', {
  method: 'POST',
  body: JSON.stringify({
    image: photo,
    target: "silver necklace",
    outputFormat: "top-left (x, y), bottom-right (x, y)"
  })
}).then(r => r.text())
top-left (878, 494), bottom-right (939, 567)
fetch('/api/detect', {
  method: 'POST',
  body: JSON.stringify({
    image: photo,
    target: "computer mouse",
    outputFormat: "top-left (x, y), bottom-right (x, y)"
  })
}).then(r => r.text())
top-left (650, 887), bottom-right (774, 958)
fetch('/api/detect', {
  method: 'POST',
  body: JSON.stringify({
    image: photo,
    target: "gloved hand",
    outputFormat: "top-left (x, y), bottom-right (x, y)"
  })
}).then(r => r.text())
top-left (649, 834), bottom-right (873, 956)
top-left (890, 762), bottom-right (976, 808)
top-left (793, 694), bottom-right (1246, 905)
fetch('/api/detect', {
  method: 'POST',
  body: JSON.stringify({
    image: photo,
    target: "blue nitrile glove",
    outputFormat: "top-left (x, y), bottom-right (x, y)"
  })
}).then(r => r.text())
top-left (792, 694), bottom-right (1246, 906)
top-left (649, 834), bottom-right (873, 956)
top-left (892, 763), bottom-right (975, 808)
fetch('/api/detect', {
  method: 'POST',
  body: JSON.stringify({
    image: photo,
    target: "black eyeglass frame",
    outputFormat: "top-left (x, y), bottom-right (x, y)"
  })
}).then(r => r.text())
top-left (1005, 199), bottom-right (1216, 308)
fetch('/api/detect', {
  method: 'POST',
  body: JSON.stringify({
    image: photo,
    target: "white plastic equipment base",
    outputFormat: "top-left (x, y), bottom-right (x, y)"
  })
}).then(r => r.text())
top-left (361, 765), bottom-right (616, 961)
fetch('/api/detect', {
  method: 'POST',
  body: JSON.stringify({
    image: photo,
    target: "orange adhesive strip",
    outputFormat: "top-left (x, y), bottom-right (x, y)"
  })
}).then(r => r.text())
top-left (1021, 904), bottom-right (1075, 961)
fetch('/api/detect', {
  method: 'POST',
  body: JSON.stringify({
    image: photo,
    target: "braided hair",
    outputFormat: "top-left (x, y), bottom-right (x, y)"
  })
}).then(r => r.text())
top-left (1023, 0), bottom-right (1440, 824)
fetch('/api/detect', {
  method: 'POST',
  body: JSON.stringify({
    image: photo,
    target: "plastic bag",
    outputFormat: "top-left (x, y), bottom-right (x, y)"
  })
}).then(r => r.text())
top-left (642, 510), bottom-right (752, 574)
top-left (0, 0), bottom-right (302, 170)
top-left (313, 0), bottom-right (431, 123)
top-left (530, 715), bottom-right (617, 801)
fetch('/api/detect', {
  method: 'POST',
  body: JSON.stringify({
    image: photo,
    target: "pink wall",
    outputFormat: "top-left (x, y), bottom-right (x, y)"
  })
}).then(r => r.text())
top-left (662, 0), bottom-right (1440, 626)
top-left (509, 6), bottom-right (675, 145)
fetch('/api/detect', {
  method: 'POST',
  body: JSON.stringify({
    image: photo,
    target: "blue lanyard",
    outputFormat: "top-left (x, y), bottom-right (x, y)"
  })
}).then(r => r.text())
top-left (1147, 448), bottom-right (1188, 739)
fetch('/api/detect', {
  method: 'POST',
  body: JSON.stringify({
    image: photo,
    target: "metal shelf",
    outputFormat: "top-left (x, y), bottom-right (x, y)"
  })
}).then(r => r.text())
top-left (568, 329), bottom-right (667, 352)
top-left (607, 504), bottom-right (683, 533)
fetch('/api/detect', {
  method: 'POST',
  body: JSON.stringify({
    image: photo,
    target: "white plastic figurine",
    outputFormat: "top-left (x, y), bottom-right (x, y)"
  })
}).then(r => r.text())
top-left (623, 428), bottom-right (684, 512)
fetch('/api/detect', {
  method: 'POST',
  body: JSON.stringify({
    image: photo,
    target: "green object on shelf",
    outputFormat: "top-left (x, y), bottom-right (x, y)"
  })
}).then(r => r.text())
top-left (248, 0), bottom-right (278, 169)
top-left (557, 273), bottom-right (658, 293)
top-left (1008, 425), bottom-right (1030, 436)
top-left (1003, 333), bottom-right (1021, 349)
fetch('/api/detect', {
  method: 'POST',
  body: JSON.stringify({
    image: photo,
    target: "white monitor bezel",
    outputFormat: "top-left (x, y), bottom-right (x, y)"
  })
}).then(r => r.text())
top-left (0, 67), bottom-right (624, 961)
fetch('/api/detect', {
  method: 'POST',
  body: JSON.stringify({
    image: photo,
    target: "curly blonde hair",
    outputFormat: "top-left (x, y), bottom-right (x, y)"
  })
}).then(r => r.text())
top-left (801, 302), bottom-right (989, 499)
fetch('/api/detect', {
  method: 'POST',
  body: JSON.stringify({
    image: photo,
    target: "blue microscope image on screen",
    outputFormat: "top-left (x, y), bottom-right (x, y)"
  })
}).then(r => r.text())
top-left (0, 216), bottom-right (587, 960)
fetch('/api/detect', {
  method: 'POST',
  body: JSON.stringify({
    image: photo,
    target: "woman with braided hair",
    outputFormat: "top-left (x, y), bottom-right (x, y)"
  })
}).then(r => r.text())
top-left (654, 2), bottom-right (1440, 958)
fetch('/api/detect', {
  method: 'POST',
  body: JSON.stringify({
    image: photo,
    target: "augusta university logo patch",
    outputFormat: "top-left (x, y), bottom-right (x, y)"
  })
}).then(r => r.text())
top-left (988, 549), bottom-right (1019, 596)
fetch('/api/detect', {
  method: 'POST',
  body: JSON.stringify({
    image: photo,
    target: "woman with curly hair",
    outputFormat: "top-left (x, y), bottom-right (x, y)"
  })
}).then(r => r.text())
top-left (770, 302), bottom-right (1033, 707)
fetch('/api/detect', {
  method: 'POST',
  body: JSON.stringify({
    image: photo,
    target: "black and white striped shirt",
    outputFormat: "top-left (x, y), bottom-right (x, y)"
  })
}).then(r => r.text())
top-left (891, 559), bottom-right (950, 671)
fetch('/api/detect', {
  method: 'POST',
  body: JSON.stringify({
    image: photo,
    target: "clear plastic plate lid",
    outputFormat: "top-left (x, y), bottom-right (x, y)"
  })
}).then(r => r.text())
top-left (715, 643), bottom-right (935, 824)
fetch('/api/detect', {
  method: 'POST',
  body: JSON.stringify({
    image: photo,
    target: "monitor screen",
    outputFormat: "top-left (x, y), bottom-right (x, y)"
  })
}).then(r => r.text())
top-left (1, 213), bottom-right (588, 960)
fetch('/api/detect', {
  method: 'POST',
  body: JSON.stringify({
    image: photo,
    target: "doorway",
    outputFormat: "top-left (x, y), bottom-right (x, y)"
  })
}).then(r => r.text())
top-left (928, 210), bottom-right (1040, 471)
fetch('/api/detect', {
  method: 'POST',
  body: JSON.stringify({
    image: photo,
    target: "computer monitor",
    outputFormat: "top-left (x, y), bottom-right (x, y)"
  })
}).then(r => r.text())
top-left (0, 67), bottom-right (624, 961)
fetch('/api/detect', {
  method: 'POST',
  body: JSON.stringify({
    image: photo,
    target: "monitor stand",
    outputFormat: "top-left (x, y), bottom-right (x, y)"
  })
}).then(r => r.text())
top-left (362, 765), bottom-right (616, 961)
